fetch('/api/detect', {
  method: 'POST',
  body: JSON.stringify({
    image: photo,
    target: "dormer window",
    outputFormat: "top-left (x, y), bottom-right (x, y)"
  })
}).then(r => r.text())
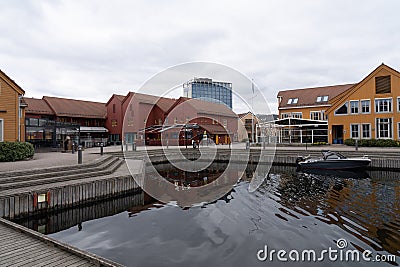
top-left (287, 98), bottom-right (298, 104)
top-left (316, 95), bottom-right (328, 102)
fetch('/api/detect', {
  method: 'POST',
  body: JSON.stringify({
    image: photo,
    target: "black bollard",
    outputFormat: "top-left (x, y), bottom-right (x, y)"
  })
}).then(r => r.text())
top-left (125, 143), bottom-right (128, 152)
top-left (78, 145), bottom-right (83, 164)
top-left (100, 142), bottom-right (104, 155)
top-left (132, 142), bottom-right (136, 151)
top-left (355, 139), bottom-right (358, 151)
top-left (72, 143), bottom-right (75, 154)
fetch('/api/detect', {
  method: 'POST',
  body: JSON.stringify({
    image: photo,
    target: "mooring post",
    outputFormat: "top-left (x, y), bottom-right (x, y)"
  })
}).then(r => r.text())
top-left (100, 142), bottom-right (104, 155)
top-left (78, 145), bottom-right (83, 164)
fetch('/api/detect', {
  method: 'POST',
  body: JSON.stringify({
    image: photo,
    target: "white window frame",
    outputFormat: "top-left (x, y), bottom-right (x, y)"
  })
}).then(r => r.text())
top-left (397, 97), bottom-right (400, 112)
top-left (334, 101), bottom-right (349, 116)
top-left (360, 99), bottom-right (371, 114)
top-left (0, 118), bottom-right (3, 142)
top-left (310, 111), bottom-right (323, 121)
top-left (350, 123), bottom-right (360, 139)
top-left (361, 123), bottom-right (371, 139)
top-left (292, 112), bottom-right (302, 119)
top-left (375, 97), bottom-right (393, 113)
top-left (376, 118), bottom-right (393, 139)
top-left (349, 100), bottom-right (359, 114)
top-left (281, 113), bottom-right (290, 119)
top-left (398, 122), bottom-right (400, 140)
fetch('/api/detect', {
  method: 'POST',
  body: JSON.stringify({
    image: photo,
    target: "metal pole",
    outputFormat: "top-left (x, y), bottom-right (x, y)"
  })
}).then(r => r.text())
top-left (100, 142), bottom-right (104, 155)
top-left (185, 125), bottom-right (187, 149)
top-left (78, 145), bottom-right (83, 164)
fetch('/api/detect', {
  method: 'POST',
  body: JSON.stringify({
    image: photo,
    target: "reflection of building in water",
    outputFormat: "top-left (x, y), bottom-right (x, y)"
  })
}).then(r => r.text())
top-left (267, 166), bottom-right (400, 256)
top-left (144, 161), bottom-right (247, 207)
top-left (128, 193), bottom-right (162, 217)
top-left (13, 192), bottom-right (144, 235)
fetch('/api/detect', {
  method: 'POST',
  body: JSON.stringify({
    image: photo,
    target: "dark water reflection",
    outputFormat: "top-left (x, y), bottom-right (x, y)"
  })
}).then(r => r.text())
top-left (18, 165), bottom-right (400, 266)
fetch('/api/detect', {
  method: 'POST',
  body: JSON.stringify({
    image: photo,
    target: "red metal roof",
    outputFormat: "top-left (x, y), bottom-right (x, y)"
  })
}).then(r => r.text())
top-left (23, 97), bottom-right (54, 115)
top-left (43, 96), bottom-right (107, 119)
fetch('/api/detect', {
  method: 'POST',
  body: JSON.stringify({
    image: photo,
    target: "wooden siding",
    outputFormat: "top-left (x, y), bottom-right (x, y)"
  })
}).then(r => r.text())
top-left (326, 65), bottom-right (400, 143)
top-left (0, 77), bottom-right (22, 142)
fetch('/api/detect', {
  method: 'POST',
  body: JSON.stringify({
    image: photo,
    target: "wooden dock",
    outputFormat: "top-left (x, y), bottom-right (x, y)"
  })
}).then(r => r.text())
top-left (0, 218), bottom-right (123, 267)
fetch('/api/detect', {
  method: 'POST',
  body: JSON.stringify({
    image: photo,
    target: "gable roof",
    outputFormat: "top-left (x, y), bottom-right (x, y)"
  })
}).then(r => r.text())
top-left (168, 97), bottom-right (238, 118)
top-left (106, 94), bottom-right (126, 106)
top-left (43, 96), bottom-right (107, 119)
top-left (23, 97), bottom-right (54, 115)
top-left (122, 91), bottom-right (176, 113)
top-left (0, 69), bottom-right (25, 95)
top-left (277, 83), bottom-right (354, 109)
top-left (326, 63), bottom-right (400, 114)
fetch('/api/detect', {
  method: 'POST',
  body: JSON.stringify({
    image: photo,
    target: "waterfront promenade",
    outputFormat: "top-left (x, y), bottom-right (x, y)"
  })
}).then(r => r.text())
top-left (1, 143), bottom-right (399, 172)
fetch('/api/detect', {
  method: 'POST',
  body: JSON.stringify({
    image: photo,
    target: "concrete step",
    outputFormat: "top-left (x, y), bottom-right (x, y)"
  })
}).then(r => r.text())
top-left (0, 155), bottom-right (114, 179)
top-left (0, 158), bottom-right (124, 191)
top-left (0, 163), bottom-right (133, 198)
top-left (0, 157), bottom-right (118, 185)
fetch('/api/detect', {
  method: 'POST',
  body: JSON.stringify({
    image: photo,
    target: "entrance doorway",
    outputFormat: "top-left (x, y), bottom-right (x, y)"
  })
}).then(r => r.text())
top-left (332, 125), bottom-right (344, 144)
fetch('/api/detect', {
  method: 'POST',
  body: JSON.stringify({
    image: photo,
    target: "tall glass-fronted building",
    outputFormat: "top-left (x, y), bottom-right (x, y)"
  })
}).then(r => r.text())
top-left (183, 78), bottom-right (232, 109)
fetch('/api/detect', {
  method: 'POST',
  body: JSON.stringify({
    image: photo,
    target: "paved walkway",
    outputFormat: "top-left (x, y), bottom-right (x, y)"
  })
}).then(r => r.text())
top-left (1, 143), bottom-right (399, 172)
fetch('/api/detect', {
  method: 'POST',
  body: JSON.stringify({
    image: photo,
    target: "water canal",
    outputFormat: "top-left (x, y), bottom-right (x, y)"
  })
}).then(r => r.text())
top-left (14, 164), bottom-right (400, 266)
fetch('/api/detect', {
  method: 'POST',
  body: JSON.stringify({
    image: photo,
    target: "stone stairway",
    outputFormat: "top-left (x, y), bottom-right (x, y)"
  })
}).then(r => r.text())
top-left (0, 155), bottom-right (142, 219)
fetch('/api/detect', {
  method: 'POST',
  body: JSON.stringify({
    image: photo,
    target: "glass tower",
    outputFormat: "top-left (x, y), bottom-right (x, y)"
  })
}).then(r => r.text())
top-left (183, 78), bottom-right (232, 109)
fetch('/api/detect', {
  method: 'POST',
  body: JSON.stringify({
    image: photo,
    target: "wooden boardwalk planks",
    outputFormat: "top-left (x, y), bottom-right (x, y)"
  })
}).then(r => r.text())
top-left (0, 218), bottom-right (123, 267)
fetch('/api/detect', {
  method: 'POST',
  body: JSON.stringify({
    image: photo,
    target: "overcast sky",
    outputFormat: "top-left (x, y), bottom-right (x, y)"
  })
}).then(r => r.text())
top-left (1, 0), bottom-right (400, 113)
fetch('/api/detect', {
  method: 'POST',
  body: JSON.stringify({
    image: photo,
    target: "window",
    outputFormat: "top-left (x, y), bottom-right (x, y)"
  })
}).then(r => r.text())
top-left (350, 100), bottom-right (359, 114)
top-left (111, 120), bottom-right (118, 127)
top-left (287, 98), bottom-right (298, 104)
top-left (0, 119), bottom-right (3, 142)
top-left (174, 117), bottom-right (178, 124)
top-left (398, 122), bottom-right (400, 139)
top-left (310, 111), bottom-right (323, 120)
top-left (335, 102), bottom-right (348, 115)
top-left (281, 113), bottom-right (290, 119)
top-left (350, 124), bottom-right (360, 139)
top-left (223, 119), bottom-right (227, 127)
top-left (113, 104), bottom-right (116, 113)
top-left (361, 100), bottom-right (370, 113)
top-left (397, 97), bottom-right (400, 112)
top-left (375, 75), bottom-right (391, 94)
top-left (316, 95), bottom-right (328, 102)
top-left (362, 124), bottom-right (370, 139)
top-left (376, 118), bottom-right (392, 139)
top-left (375, 98), bottom-right (392, 113)
top-left (292, 112), bottom-right (303, 119)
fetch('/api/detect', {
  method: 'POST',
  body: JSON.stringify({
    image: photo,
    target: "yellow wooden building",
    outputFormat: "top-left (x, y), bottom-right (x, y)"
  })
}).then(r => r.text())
top-left (276, 63), bottom-right (400, 144)
top-left (0, 69), bottom-right (26, 142)
top-left (326, 64), bottom-right (400, 144)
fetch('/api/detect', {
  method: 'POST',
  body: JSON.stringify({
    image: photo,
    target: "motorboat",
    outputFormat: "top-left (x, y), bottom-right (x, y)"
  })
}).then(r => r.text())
top-left (296, 150), bottom-right (371, 171)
